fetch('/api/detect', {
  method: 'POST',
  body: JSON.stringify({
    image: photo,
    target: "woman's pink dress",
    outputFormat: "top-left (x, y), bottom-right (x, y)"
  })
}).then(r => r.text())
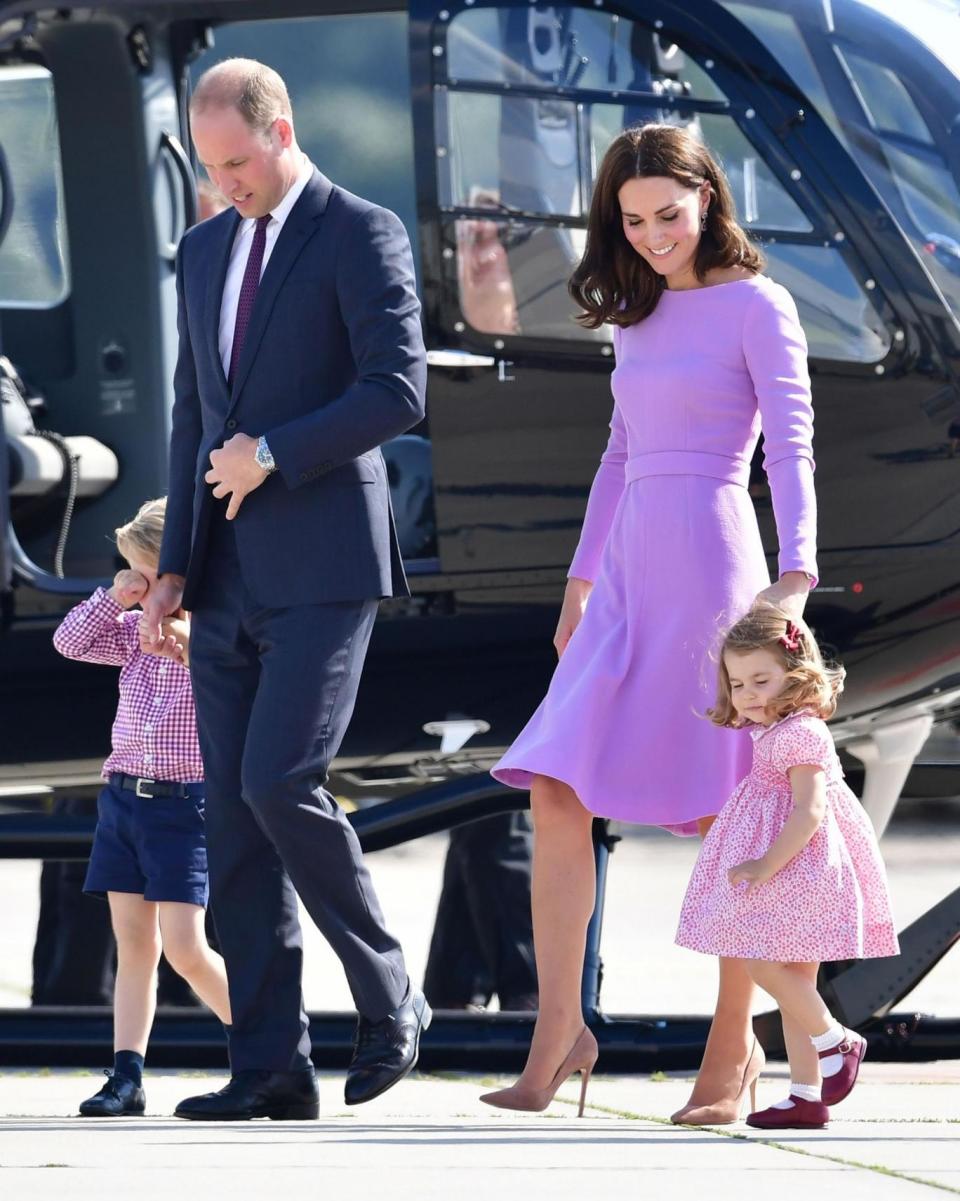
top-left (675, 711), bottom-right (899, 962)
top-left (491, 277), bottom-right (819, 833)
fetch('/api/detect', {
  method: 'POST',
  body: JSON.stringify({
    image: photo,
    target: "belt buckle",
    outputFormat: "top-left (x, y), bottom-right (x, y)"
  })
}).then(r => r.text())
top-left (135, 778), bottom-right (155, 798)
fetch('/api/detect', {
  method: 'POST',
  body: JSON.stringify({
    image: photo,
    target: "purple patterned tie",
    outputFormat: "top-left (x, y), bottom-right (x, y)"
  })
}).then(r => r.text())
top-left (228, 213), bottom-right (271, 386)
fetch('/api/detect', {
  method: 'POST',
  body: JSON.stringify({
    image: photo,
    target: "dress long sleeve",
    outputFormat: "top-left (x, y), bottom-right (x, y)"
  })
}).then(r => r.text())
top-left (743, 285), bottom-right (819, 586)
top-left (568, 327), bottom-right (628, 582)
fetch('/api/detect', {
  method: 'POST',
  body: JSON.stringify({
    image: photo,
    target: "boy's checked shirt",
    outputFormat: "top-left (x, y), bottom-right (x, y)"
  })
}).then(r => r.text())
top-left (53, 587), bottom-right (203, 783)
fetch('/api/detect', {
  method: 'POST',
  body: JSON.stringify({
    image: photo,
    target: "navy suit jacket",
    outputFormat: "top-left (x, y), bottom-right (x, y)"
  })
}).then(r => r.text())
top-left (158, 168), bottom-right (427, 609)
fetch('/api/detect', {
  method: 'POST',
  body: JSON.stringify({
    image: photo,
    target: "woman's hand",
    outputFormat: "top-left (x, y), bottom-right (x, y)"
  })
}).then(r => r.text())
top-left (754, 571), bottom-right (811, 621)
top-left (554, 577), bottom-right (593, 658)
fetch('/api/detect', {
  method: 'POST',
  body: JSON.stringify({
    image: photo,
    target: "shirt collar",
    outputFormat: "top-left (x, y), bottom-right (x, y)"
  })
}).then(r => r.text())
top-left (237, 155), bottom-right (313, 237)
top-left (267, 154), bottom-right (314, 230)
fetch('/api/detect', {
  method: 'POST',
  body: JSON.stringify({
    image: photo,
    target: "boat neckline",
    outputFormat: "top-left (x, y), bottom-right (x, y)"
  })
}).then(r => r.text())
top-left (661, 275), bottom-right (764, 295)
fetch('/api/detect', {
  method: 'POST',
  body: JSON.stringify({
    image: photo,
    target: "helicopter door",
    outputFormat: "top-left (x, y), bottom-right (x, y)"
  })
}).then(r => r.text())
top-left (0, 32), bottom-right (194, 596)
top-left (409, 0), bottom-right (910, 580)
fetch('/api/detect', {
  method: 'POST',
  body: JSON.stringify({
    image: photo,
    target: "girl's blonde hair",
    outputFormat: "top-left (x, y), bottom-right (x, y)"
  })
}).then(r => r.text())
top-left (708, 603), bottom-right (844, 728)
top-left (115, 497), bottom-right (166, 565)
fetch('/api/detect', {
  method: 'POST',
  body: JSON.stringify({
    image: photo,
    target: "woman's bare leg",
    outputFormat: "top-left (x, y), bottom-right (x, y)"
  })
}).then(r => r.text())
top-left (108, 892), bottom-right (162, 1055)
top-left (515, 774), bottom-right (596, 1088)
top-left (672, 816), bottom-right (758, 1122)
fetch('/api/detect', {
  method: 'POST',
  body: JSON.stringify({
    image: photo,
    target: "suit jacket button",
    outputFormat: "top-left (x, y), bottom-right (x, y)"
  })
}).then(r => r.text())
top-left (226, 419), bottom-right (238, 430)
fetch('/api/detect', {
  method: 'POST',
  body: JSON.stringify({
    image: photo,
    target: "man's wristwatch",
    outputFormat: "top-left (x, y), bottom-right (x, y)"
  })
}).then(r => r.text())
top-left (255, 435), bottom-right (277, 474)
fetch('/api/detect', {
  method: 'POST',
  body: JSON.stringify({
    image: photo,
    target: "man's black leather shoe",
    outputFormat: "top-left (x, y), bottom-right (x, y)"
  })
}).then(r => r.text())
top-left (174, 1068), bottom-right (320, 1121)
top-left (79, 1070), bottom-right (146, 1117)
top-left (345, 987), bottom-right (432, 1105)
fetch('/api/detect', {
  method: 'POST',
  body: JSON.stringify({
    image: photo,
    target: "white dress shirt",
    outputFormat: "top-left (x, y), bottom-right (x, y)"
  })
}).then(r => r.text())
top-left (218, 154), bottom-right (315, 378)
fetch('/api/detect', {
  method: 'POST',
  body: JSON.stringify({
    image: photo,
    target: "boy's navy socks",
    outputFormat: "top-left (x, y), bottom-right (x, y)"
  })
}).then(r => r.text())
top-left (113, 1049), bottom-right (144, 1086)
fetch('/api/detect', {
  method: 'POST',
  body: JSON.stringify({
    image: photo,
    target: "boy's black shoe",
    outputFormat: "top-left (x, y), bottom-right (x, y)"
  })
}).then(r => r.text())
top-left (79, 1070), bottom-right (146, 1117)
top-left (174, 1068), bottom-right (320, 1120)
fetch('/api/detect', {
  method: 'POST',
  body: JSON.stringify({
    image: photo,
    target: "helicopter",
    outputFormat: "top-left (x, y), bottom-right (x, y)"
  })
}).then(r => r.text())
top-left (0, 0), bottom-right (958, 1065)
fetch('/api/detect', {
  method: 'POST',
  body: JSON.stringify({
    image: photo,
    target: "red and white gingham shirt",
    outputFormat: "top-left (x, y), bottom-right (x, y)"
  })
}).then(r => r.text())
top-left (53, 587), bottom-right (203, 783)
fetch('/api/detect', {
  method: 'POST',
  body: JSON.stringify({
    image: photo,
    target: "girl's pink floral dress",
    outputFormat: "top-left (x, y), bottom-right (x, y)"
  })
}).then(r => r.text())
top-left (676, 711), bottom-right (900, 962)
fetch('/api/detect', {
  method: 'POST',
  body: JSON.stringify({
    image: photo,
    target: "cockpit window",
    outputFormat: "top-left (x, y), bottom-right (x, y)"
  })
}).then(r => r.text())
top-left (439, 4), bottom-right (886, 362)
top-left (448, 7), bottom-right (726, 102)
top-left (719, 0), bottom-right (960, 317)
top-left (0, 66), bottom-right (70, 308)
top-left (837, 47), bottom-right (960, 313)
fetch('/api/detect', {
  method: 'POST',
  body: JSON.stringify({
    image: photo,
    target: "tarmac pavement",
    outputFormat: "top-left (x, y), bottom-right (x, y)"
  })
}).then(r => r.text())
top-left (0, 1061), bottom-right (957, 1200)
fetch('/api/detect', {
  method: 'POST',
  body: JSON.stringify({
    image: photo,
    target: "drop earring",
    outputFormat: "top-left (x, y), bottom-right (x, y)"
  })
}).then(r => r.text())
top-left (700, 209), bottom-right (709, 231)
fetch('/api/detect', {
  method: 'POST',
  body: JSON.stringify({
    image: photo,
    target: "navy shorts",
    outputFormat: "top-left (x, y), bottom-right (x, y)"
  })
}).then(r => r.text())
top-left (83, 777), bottom-right (209, 906)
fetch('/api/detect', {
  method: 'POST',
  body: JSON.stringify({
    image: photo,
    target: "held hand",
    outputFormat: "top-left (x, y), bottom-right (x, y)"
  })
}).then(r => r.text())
top-left (109, 569), bottom-right (149, 610)
top-left (754, 571), bottom-right (811, 622)
top-left (728, 858), bottom-right (772, 893)
top-left (140, 623), bottom-right (186, 664)
top-left (140, 575), bottom-right (185, 649)
top-left (205, 433), bottom-right (269, 520)
top-left (554, 577), bottom-right (593, 658)
top-left (161, 616), bottom-right (190, 667)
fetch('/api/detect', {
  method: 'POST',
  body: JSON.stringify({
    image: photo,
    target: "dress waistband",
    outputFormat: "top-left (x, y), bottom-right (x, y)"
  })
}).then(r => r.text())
top-left (625, 451), bottom-right (750, 487)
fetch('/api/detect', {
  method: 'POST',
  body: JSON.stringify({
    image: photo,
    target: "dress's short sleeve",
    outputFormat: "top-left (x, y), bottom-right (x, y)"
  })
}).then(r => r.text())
top-left (768, 716), bottom-right (834, 775)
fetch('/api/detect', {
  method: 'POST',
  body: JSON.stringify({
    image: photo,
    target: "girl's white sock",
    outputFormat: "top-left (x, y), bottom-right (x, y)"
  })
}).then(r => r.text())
top-left (811, 1024), bottom-right (846, 1077)
top-left (772, 1082), bottom-right (821, 1109)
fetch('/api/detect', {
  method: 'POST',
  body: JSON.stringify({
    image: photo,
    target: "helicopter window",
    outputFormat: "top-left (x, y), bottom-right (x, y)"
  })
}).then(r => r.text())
top-left (0, 65), bottom-right (70, 308)
top-left (718, 3), bottom-right (960, 318)
top-left (450, 216), bottom-right (597, 340)
top-left (836, 48), bottom-right (960, 314)
top-left (447, 6), bottom-right (726, 103)
top-left (762, 243), bottom-right (890, 364)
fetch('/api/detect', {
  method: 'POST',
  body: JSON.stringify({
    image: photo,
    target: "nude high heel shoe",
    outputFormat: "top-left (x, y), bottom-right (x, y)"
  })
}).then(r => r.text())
top-left (480, 1027), bottom-right (599, 1117)
top-left (671, 1037), bottom-right (764, 1126)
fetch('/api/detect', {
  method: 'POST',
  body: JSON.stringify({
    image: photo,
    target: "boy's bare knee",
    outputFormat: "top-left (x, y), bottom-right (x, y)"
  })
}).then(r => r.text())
top-left (162, 938), bottom-right (206, 980)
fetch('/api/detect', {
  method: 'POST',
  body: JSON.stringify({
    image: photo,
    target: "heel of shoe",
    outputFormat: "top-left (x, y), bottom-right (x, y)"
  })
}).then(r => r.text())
top-left (269, 1100), bottom-right (320, 1121)
top-left (749, 1078), bottom-right (757, 1112)
top-left (577, 1062), bottom-right (595, 1118)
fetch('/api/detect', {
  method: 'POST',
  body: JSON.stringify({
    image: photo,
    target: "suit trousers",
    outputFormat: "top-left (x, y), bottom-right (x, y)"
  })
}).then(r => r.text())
top-left (189, 515), bottom-right (408, 1072)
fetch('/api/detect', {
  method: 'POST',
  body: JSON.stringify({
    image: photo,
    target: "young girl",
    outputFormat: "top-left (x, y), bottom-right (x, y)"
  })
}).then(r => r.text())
top-left (53, 497), bottom-right (231, 1116)
top-left (676, 605), bottom-right (899, 1129)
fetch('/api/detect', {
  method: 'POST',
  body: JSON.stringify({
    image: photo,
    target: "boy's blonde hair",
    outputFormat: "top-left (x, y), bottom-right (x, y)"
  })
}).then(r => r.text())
top-left (708, 603), bottom-right (845, 728)
top-left (115, 497), bottom-right (166, 566)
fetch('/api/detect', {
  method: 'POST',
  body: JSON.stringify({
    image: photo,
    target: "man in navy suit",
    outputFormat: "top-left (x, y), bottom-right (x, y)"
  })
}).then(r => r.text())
top-left (142, 58), bottom-right (429, 1120)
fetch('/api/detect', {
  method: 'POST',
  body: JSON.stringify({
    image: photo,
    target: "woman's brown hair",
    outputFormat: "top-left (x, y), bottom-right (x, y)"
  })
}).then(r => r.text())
top-left (569, 123), bottom-right (764, 328)
top-left (708, 603), bottom-right (845, 729)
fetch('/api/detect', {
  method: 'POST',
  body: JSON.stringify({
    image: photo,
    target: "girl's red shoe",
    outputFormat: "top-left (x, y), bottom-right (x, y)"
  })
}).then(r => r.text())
top-left (820, 1030), bottom-right (867, 1106)
top-left (746, 1096), bottom-right (828, 1130)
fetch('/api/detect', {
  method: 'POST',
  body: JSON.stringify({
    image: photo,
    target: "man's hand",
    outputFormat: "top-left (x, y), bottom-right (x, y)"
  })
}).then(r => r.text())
top-left (728, 858), bottom-right (773, 893)
top-left (109, 569), bottom-right (149, 610)
top-left (205, 432), bottom-right (269, 520)
top-left (140, 574), bottom-right (185, 649)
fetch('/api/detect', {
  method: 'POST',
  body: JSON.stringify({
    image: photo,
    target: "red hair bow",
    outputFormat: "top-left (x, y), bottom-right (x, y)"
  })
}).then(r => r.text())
top-left (779, 621), bottom-right (802, 654)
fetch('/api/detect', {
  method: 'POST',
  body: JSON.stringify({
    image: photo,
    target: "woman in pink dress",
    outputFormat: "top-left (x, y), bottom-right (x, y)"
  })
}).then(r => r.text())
top-left (482, 123), bottom-right (819, 1120)
top-left (676, 606), bottom-right (898, 1129)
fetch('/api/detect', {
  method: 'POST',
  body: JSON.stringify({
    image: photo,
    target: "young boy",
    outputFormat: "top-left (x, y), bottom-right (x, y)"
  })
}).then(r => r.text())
top-left (53, 497), bottom-right (231, 1116)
